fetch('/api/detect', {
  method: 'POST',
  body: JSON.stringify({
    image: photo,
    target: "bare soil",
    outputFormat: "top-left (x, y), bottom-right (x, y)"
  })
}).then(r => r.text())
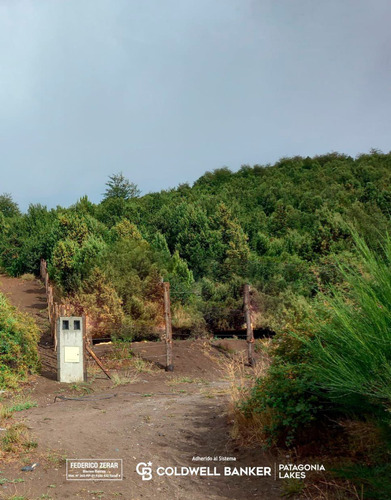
top-left (0, 275), bottom-right (282, 500)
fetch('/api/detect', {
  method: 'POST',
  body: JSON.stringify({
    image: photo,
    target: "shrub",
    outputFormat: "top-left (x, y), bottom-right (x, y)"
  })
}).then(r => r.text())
top-left (72, 268), bottom-right (124, 338)
top-left (240, 361), bottom-right (324, 447)
top-left (0, 294), bottom-right (40, 388)
top-left (239, 232), bottom-right (391, 449)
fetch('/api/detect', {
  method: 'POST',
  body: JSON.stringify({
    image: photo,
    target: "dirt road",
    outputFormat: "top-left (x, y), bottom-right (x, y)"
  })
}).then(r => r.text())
top-left (0, 275), bottom-right (282, 500)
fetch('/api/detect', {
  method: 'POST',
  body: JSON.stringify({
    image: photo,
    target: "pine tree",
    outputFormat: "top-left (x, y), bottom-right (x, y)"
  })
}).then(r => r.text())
top-left (103, 173), bottom-right (140, 201)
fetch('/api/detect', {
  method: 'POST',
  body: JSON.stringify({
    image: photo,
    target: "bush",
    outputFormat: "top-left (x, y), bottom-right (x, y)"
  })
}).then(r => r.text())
top-left (239, 232), bottom-right (391, 449)
top-left (0, 293), bottom-right (40, 388)
top-left (240, 357), bottom-right (324, 447)
top-left (72, 268), bottom-right (124, 339)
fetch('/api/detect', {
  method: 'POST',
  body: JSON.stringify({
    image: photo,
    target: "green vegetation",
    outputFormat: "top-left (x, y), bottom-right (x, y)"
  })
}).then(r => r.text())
top-left (103, 171), bottom-right (141, 201)
top-left (2, 151), bottom-right (391, 339)
top-left (0, 400), bottom-right (38, 419)
top-left (236, 233), bottom-right (391, 498)
top-left (0, 293), bottom-right (40, 388)
top-left (306, 234), bottom-right (391, 406)
top-left (2, 150), bottom-right (391, 495)
top-left (1, 422), bottom-right (33, 453)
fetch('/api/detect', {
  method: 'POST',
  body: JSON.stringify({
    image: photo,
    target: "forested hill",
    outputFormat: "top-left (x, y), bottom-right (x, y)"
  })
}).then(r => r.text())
top-left (1, 151), bottom-right (391, 336)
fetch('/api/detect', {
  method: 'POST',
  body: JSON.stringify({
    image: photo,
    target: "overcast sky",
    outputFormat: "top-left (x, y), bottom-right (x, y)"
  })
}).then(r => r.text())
top-left (1, 0), bottom-right (390, 211)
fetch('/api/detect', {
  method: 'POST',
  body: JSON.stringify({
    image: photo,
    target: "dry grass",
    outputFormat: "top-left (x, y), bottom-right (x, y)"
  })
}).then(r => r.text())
top-left (86, 362), bottom-right (102, 379)
top-left (338, 419), bottom-right (384, 459)
top-left (111, 370), bottom-right (140, 387)
top-left (44, 450), bottom-right (67, 469)
top-left (19, 273), bottom-right (36, 282)
top-left (0, 423), bottom-right (35, 454)
top-left (104, 343), bottom-right (158, 374)
top-left (199, 339), bottom-right (221, 363)
top-left (301, 474), bottom-right (363, 500)
top-left (167, 376), bottom-right (209, 386)
top-left (200, 387), bottom-right (228, 399)
top-left (0, 391), bottom-right (39, 462)
top-left (130, 356), bottom-right (157, 373)
top-left (222, 349), bottom-right (271, 446)
top-left (171, 304), bottom-right (193, 329)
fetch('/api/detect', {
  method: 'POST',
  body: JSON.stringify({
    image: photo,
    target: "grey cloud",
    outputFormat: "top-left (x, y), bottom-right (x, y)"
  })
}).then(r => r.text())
top-left (0, 0), bottom-right (390, 210)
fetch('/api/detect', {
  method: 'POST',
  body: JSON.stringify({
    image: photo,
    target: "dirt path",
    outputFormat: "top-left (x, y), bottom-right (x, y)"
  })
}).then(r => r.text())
top-left (0, 274), bottom-right (49, 330)
top-left (0, 275), bottom-right (282, 500)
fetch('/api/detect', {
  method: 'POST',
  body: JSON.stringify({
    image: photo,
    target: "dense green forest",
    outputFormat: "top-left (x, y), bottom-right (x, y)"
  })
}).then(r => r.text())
top-left (1, 150), bottom-right (391, 339)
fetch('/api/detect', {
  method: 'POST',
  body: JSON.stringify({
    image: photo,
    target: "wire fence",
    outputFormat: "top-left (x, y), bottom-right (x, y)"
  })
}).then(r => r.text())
top-left (39, 260), bottom-right (261, 375)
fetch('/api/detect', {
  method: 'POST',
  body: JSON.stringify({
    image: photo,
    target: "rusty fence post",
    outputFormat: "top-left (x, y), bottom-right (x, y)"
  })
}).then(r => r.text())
top-left (163, 282), bottom-right (174, 372)
top-left (243, 284), bottom-right (255, 367)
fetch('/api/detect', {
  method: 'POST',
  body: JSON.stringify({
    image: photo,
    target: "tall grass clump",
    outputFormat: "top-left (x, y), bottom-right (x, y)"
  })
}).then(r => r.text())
top-left (0, 293), bottom-right (40, 388)
top-left (306, 233), bottom-right (391, 409)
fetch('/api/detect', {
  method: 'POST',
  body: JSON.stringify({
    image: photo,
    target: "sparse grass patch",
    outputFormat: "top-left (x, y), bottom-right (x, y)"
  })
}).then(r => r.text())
top-left (23, 440), bottom-right (38, 450)
top-left (200, 387), bottom-right (227, 399)
top-left (0, 477), bottom-right (25, 486)
top-left (0, 405), bottom-right (13, 420)
top-left (105, 349), bottom-right (157, 372)
top-left (111, 371), bottom-right (139, 387)
top-left (199, 340), bottom-right (220, 362)
top-left (45, 451), bottom-right (67, 468)
top-left (167, 376), bottom-right (209, 385)
top-left (213, 342), bottom-right (237, 356)
top-left (131, 357), bottom-right (156, 373)
top-left (70, 383), bottom-right (93, 394)
top-left (110, 342), bottom-right (134, 360)
top-left (86, 362), bottom-right (102, 377)
top-left (0, 400), bottom-right (37, 419)
top-left (19, 273), bottom-right (36, 281)
top-left (0, 423), bottom-right (30, 453)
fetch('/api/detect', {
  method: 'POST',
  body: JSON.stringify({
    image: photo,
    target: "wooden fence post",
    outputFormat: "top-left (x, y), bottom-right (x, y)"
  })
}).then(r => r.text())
top-left (54, 303), bottom-right (59, 352)
top-left (243, 284), bottom-right (255, 367)
top-left (82, 315), bottom-right (88, 382)
top-left (163, 282), bottom-right (174, 372)
top-left (86, 344), bottom-right (111, 380)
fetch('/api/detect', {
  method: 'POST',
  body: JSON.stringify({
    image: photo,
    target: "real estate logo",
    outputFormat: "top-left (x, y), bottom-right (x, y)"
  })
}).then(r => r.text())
top-left (136, 462), bottom-right (153, 481)
top-left (136, 461), bottom-right (325, 481)
top-left (135, 462), bottom-right (272, 480)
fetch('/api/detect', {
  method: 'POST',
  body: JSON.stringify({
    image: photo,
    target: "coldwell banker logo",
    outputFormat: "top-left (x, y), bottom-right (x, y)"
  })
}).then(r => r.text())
top-left (136, 462), bottom-right (271, 480)
top-left (136, 462), bottom-right (153, 481)
top-left (136, 461), bottom-right (326, 481)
